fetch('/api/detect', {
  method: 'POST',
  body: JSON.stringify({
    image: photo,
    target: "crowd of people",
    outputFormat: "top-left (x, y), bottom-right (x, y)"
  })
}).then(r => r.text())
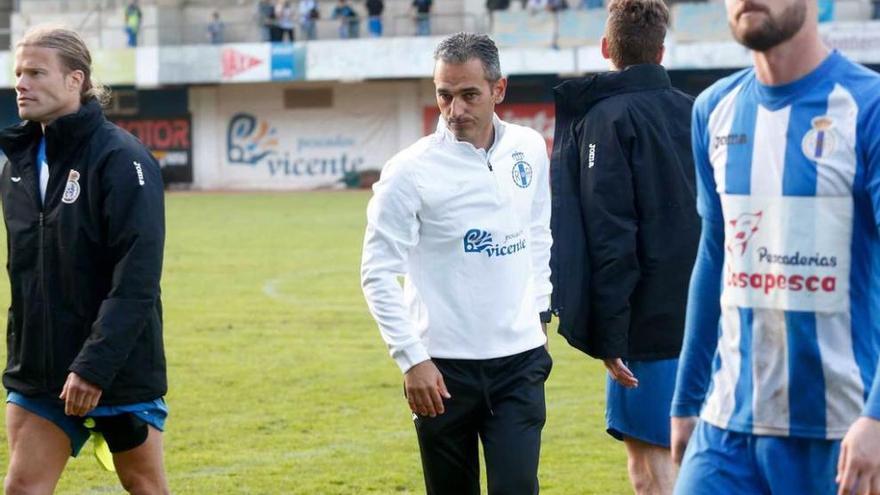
top-left (113, 0), bottom-right (880, 48)
top-left (254, 0), bottom-right (433, 41)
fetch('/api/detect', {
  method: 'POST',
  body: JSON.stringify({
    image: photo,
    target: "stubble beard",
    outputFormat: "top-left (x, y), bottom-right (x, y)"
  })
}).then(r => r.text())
top-left (731, 0), bottom-right (807, 52)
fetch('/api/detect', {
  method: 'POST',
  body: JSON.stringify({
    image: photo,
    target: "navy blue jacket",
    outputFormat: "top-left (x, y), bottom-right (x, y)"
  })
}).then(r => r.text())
top-left (550, 64), bottom-right (699, 360)
top-left (0, 99), bottom-right (166, 405)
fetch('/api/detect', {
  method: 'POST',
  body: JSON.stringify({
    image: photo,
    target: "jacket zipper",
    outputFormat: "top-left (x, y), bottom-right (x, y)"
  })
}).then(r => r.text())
top-left (39, 210), bottom-right (50, 391)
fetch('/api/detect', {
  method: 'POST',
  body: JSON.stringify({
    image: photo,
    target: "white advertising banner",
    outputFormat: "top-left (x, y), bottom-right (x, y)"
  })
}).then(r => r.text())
top-left (822, 22), bottom-right (880, 65)
top-left (305, 37), bottom-right (437, 81)
top-left (720, 195), bottom-right (853, 312)
top-left (199, 84), bottom-right (402, 190)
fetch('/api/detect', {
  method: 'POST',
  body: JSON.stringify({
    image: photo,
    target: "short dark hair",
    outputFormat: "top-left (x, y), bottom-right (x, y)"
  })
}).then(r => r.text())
top-left (434, 32), bottom-right (502, 82)
top-left (605, 0), bottom-right (669, 68)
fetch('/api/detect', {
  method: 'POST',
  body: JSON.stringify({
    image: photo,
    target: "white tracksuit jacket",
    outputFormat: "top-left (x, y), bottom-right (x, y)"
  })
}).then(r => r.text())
top-left (361, 115), bottom-right (552, 373)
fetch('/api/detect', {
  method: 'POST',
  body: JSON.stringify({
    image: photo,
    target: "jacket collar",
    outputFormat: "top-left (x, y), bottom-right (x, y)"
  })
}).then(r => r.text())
top-left (553, 64), bottom-right (671, 118)
top-left (435, 113), bottom-right (506, 154)
top-left (0, 98), bottom-right (105, 165)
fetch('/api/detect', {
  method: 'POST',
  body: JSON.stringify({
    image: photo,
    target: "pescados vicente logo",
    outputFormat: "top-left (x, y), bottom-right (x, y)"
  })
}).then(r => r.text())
top-left (463, 229), bottom-right (526, 258)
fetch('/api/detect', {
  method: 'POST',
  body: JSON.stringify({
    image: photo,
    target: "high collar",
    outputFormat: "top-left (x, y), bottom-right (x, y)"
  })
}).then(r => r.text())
top-left (553, 64), bottom-right (671, 118)
top-left (0, 98), bottom-right (105, 165)
top-left (436, 113), bottom-right (506, 154)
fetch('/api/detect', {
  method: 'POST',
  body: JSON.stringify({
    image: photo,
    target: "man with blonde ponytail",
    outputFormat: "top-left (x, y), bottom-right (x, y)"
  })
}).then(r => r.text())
top-left (0, 26), bottom-right (169, 494)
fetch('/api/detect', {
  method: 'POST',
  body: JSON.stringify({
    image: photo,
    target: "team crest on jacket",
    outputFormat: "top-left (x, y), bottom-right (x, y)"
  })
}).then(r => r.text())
top-left (62, 170), bottom-right (81, 204)
top-left (511, 151), bottom-right (532, 188)
top-left (801, 116), bottom-right (836, 162)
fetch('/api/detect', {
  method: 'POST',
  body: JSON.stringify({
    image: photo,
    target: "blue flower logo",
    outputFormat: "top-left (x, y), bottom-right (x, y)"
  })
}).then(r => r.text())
top-left (463, 229), bottom-right (493, 253)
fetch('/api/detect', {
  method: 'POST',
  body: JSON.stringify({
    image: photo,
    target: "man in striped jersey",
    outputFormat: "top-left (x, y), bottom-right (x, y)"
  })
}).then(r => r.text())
top-left (670, 0), bottom-right (880, 494)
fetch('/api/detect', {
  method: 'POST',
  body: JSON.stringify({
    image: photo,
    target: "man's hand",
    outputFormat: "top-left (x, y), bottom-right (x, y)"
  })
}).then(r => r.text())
top-left (404, 360), bottom-right (451, 418)
top-left (671, 416), bottom-right (698, 466)
top-left (603, 358), bottom-right (638, 388)
top-left (837, 416), bottom-right (880, 495)
top-left (59, 372), bottom-right (102, 417)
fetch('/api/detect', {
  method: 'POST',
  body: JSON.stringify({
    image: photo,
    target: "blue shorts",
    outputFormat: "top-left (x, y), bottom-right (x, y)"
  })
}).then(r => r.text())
top-left (6, 392), bottom-right (168, 457)
top-left (605, 358), bottom-right (677, 447)
top-left (675, 421), bottom-right (841, 495)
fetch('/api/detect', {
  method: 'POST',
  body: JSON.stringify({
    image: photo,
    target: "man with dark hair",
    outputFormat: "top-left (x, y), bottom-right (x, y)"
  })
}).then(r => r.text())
top-left (412, 0), bottom-right (433, 36)
top-left (0, 26), bottom-right (168, 494)
top-left (362, 32), bottom-right (553, 495)
top-left (671, 0), bottom-right (880, 493)
top-left (550, 0), bottom-right (698, 492)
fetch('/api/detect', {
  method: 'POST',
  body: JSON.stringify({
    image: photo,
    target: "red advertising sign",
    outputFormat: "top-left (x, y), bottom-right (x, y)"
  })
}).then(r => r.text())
top-left (112, 116), bottom-right (193, 184)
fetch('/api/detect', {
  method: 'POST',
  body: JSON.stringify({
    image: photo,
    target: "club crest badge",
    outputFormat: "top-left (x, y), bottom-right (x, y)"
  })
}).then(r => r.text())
top-left (801, 116), bottom-right (836, 162)
top-left (511, 151), bottom-right (532, 188)
top-left (62, 169), bottom-right (81, 204)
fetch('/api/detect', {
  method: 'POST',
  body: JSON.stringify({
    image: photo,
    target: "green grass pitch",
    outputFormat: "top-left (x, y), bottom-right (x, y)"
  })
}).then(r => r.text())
top-left (0, 191), bottom-right (630, 494)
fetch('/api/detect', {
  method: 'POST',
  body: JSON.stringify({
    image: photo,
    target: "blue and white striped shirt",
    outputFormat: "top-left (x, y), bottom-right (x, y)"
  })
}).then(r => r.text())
top-left (672, 51), bottom-right (880, 439)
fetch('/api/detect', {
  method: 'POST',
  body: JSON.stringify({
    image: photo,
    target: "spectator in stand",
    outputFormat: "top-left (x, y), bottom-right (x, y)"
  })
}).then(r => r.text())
top-left (124, 0), bottom-right (142, 47)
top-left (276, 0), bottom-right (296, 41)
top-left (412, 0), bottom-right (432, 36)
top-left (874, 0), bottom-right (880, 19)
top-left (487, 0), bottom-right (511, 11)
top-left (817, 0), bottom-right (833, 22)
top-left (332, 0), bottom-right (360, 39)
top-left (258, 0), bottom-right (275, 41)
top-left (298, 0), bottom-right (319, 40)
top-left (579, 0), bottom-right (603, 9)
top-left (367, 0), bottom-right (384, 37)
top-left (207, 11), bottom-right (225, 44)
top-left (486, 0), bottom-right (511, 31)
top-left (548, 0), bottom-right (569, 11)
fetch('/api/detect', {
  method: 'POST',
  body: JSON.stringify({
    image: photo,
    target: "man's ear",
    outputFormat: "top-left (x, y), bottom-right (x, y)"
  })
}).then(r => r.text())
top-left (601, 36), bottom-right (611, 60)
top-left (493, 77), bottom-right (508, 104)
top-left (67, 70), bottom-right (85, 94)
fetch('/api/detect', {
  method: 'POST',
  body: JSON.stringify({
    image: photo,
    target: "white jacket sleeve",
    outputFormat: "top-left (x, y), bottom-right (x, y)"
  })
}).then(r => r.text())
top-left (360, 161), bottom-right (430, 373)
top-left (530, 144), bottom-right (553, 311)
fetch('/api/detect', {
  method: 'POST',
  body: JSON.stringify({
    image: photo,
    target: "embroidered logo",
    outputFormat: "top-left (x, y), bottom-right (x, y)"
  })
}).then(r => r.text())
top-left (713, 133), bottom-right (749, 150)
top-left (511, 151), bottom-right (532, 188)
top-left (588, 143), bottom-right (596, 168)
top-left (133, 161), bottom-right (145, 186)
top-left (801, 116), bottom-right (835, 161)
top-left (62, 170), bottom-right (81, 204)
top-left (10, 177), bottom-right (20, 183)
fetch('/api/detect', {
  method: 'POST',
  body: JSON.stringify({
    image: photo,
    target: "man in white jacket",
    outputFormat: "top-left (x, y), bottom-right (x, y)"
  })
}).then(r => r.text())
top-left (361, 32), bottom-right (553, 494)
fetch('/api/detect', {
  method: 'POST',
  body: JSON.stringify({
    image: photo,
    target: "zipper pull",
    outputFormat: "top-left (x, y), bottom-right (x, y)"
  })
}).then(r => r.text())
top-left (487, 161), bottom-right (493, 172)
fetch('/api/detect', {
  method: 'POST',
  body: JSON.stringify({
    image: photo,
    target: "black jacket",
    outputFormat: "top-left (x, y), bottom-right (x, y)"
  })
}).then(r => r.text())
top-left (0, 99), bottom-right (166, 405)
top-left (366, 0), bottom-right (384, 16)
top-left (550, 64), bottom-right (699, 360)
